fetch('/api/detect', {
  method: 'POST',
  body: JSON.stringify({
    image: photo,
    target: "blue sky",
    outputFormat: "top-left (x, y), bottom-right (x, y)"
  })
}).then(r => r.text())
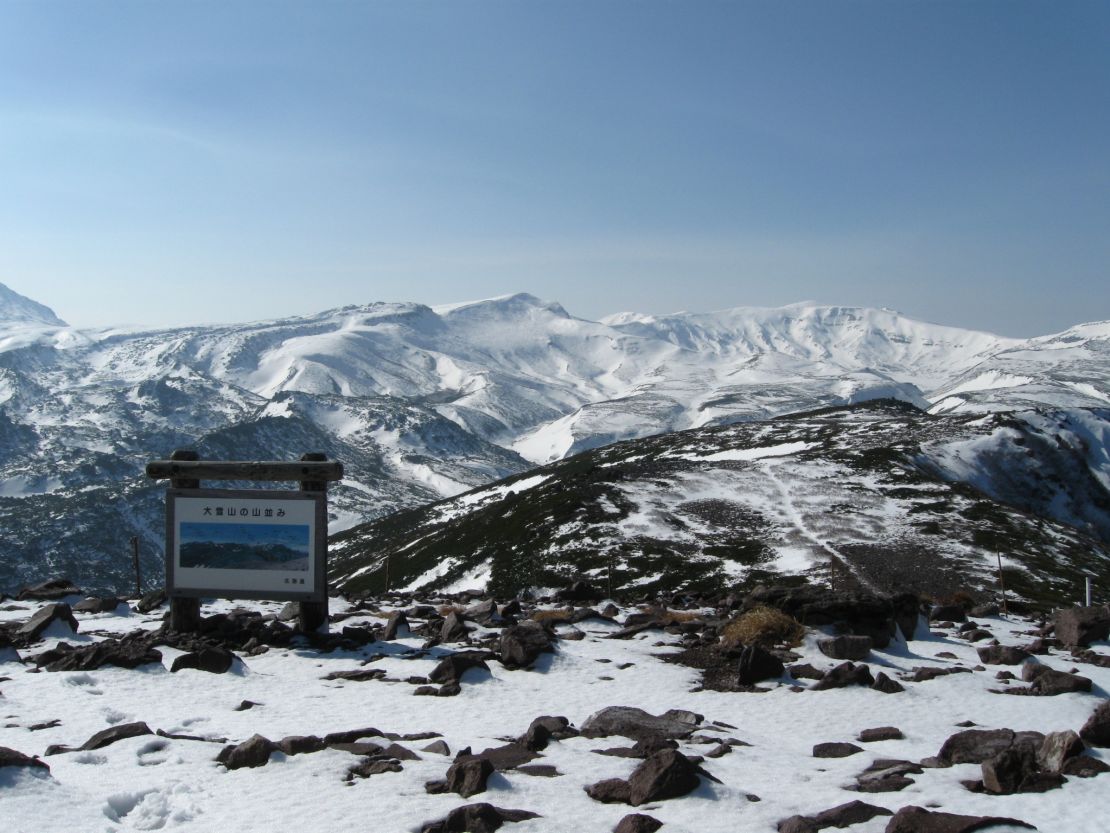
top-left (1, 1), bottom-right (1107, 336)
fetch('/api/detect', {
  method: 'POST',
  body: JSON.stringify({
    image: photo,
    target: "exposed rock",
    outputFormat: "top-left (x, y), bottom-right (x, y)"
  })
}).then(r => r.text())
top-left (1061, 754), bottom-right (1110, 777)
top-left (736, 644), bottom-right (786, 684)
top-left (17, 603), bottom-right (79, 641)
top-left (440, 612), bottom-right (469, 643)
top-left (871, 672), bottom-right (905, 693)
top-left (1036, 730), bottom-right (1085, 774)
top-left (428, 652), bottom-right (491, 685)
top-left (1054, 605), bottom-right (1110, 647)
top-left (812, 740), bottom-right (864, 758)
top-left (586, 778), bottom-right (632, 804)
top-left (418, 803), bottom-right (540, 833)
top-left (72, 596), bottom-right (126, 614)
top-left (929, 604), bottom-right (968, 623)
top-left (743, 586), bottom-right (903, 647)
top-left (613, 814), bottom-right (663, 833)
top-left (883, 806), bottom-right (1035, 832)
top-left (520, 715), bottom-right (575, 751)
top-left (383, 610), bottom-right (410, 641)
top-left (1079, 700), bottom-right (1110, 747)
top-left (499, 620), bottom-right (554, 669)
top-left (218, 734), bottom-right (277, 770)
top-left (859, 726), bottom-right (904, 743)
top-left (937, 728), bottom-right (1044, 765)
top-left (278, 735), bottom-right (326, 756)
top-left (323, 727), bottom-right (382, 745)
top-left (982, 745), bottom-right (1064, 794)
top-left (171, 647), bottom-right (235, 674)
top-left (472, 743), bottom-right (538, 771)
top-left (557, 580), bottom-right (602, 602)
top-left (81, 721), bottom-right (154, 751)
top-left (580, 706), bottom-right (701, 742)
top-left (788, 663), bottom-right (824, 681)
top-left (909, 666), bottom-right (971, 683)
top-left (135, 588), bottom-right (167, 614)
top-left (976, 645), bottom-right (1031, 665)
top-left (817, 635), bottom-right (872, 661)
top-left (422, 740), bottom-right (452, 756)
top-left (814, 800), bottom-right (893, 827)
top-left (426, 756), bottom-right (494, 798)
top-left (36, 636), bottom-right (162, 672)
top-left (0, 746), bottom-right (50, 772)
top-left (811, 662), bottom-right (874, 691)
top-left (347, 758), bottom-right (403, 779)
top-left (1026, 668), bottom-right (1092, 696)
top-left (777, 817), bottom-right (819, 833)
top-left (17, 578), bottom-right (81, 601)
top-left (626, 748), bottom-right (701, 805)
top-left (853, 759), bottom-right (923, 793)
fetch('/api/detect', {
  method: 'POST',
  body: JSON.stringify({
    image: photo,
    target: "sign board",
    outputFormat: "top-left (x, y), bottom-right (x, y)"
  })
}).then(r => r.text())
top-left (165, 487), bottom-right (327, 602)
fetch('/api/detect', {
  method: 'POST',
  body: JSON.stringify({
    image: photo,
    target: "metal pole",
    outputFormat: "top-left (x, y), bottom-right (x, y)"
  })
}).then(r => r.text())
top-left (131, 536), bottom-right (141, 596)
top-left (1086, 575), bottom-right (1093, 607)
top-left (996, 551), bottom-right (1008, 614)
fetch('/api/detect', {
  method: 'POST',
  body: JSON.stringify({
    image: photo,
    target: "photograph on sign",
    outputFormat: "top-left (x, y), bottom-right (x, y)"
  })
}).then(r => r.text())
top-left (167, 489), bottom-right (326, 601)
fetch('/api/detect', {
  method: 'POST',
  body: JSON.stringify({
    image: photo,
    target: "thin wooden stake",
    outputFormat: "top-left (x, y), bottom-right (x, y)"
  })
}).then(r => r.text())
top-left (996, 551), bottom-right (1008, 615)
top-left (131, 536), bottom-right (141, 597)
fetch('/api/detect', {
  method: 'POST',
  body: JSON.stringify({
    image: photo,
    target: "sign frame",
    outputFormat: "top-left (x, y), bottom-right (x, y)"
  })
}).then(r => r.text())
top-left (165, 486), bottom-right (327, 603)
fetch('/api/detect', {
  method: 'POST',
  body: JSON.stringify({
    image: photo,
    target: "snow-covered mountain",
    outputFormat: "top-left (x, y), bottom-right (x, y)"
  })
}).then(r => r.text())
top-left (0, 282), bottom-right (1108, 594)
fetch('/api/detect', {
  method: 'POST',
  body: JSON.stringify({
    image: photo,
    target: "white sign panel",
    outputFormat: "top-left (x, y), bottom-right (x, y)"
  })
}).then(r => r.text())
top-left (166, 488), bottom-right (326, 601)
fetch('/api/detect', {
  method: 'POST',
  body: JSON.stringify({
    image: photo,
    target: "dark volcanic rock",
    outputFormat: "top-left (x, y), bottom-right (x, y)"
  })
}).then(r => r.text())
top-left (929, 604), bottom-right (968, 623)
top-left (580, 706), bottom-right (700, 742)
top-left (813, 742), bottom-right (863, 758)
top-left (853, 759), bottom-right (923, 793)
top-left (811, 662), bottom-right (874, 691)
top-left (1061, 754), bottom-right (1110, 777)
top-left (427, 756), bottom-right (495, 798)
top-left (814, 800), bottom-right (893, 827)
top-left (17, 603), bottom-right (79, 641)
top-left (73, 596), bottom-right (126, 614)
top-left (1080, 700), bottom-right (1110, 747)
top-left (737, 644), bottom-right (786, 684)
top-left (1054, 605), bottom-right (1110, 647)
top-left (1027, 668), bottom-right (1092, 696)
top-left (859, 726), bottom-right (904, 743)
top-left (171, 647), bottom-right (235, 674)
top-left (976, 645), bottom-right (1031, 665)
top-left (440, 612), bottom-right (469, 643)
top-left (982, 746), bottom-right (1064, 794)
top-left (419, 803), bottom-right (540, 833)
top-left (37, 635), bottom-right (162, 672)
top-left (557, 580), bottom-right (602, 603)
top-left (627, 748), bottom-right (701, 805)
top-left (499, 620), bottom-right (553, 669)
top-left (884, 805), bottom-right (1035, 832)
top-left (871, 672), bottom-right (905, 694)
top-left (0, 746), bottom-right (50, 772)
top-left (613, 814), bottom-right (663, 833)
top-left (429, 652), bottom-right (491, 685)
top-left (218, 734), bottom-right (277, 770)
top-left (817, 635), bottom-right (872, 661)
top-left (586, 778), bottom-right (633, 804)
top-left (136, 588), bottom-right (167, 614)
top-left (81, 721), bottom-right (154, 751)
top-left (937, 728), bottom-right (1044, 765)
top-left (1037, 730), bottom-right (1085, 773)
top-left (743, 586), bottom-right (902, 647)
top-left (383, 610), bottom-right (410, 641)
top-left (278, 735), bottom-right (326, 756)
top-left (17, 578), bottom-right (81, 601)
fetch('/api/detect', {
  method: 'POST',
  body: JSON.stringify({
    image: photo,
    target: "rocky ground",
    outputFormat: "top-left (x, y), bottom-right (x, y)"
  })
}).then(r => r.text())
top-left (1, 581), bottom-right (1109, 832)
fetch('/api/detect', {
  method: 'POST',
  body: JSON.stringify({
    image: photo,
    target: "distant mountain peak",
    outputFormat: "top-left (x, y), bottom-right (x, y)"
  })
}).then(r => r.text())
top-left (0, 282), bottom-right (67, 327)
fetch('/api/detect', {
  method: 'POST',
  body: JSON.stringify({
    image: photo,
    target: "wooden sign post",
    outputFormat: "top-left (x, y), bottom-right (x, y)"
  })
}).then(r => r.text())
top-left (147, 449), bottom-right (343, 634)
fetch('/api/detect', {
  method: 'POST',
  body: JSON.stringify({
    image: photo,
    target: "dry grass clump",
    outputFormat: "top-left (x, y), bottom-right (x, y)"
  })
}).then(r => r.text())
top-left (436, 604), bottom-right (465, 617)
top-left (661, 610), bottom-right (703, 624)
top-left (720, 606), bottom-right (805, 649)
top-left (531, 607), bottom-right (575, 623)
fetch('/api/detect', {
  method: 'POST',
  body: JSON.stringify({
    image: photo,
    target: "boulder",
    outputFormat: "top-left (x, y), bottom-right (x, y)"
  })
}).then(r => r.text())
top-left (859, 727), bottom-right (904, 743)
top-left (613, 814), bottom-right (663, 833)
top-left (1037, 730), bottom-right (1085, 773)
top-left (811, 662), bottom-right (874, 691)
top-left (499, 621), bottom-right (553, 669)
top-left (556, 580), bottom-right (602, 602)
top-left (814, 801), bottom-right (893, 827)
top-left (853, 759), bottom-right (922, 793)
top-left (936, 728), bottom-right (1043, 765)
top-left (817, 635), bottom-right (873, 661)
top-left (0, 746), bottom-right (50, 772)
top-left (1079, 700), bottom-right (1110, 747)
top-left (135, 588), bottom-right (167, 614)
top-left (929, 604), bottom-right (968, 623)
top-left (428, 652), bottom-right (491, 685)
top-left (871, 672), bottom-right (905, 694)
top-left (218, 734), bottom-right (277, 770)
top-left (17, 603), bottom-right (79, 641)
top-left (81, 721), bottom-right (153, 751)
top-left (17, 578), bottom-right (81, 601)
top-left (171, 647), bottom-right (235, 674)
top-left (1054, 605), bottom-right (1110, 647)
top-left (976, 645), bottom-right (1031, 665)
top-left (520, 715), bottom-right (576, 751)
top-left (383, 610), bottom-right (410, 641)
top-left (440, 611), bottom-right (469, 643)
top-left (736, 644), bottom-right (785, 684)
top-left (813, 742), bottom-right (863, 758)
top-left (278, 735), bottom-right (326, 756)
top-left (72, 597), bottom-right (127, 614)
top-left (1027, 668), bottom-right (1092, 696)
top-left (419, 803), bottom-right (540, 833)
top-left (37, 637), bottom-right (162, 672)
top-left (1061, 754), bottom-right (1110, 777)
top-left (586, 778), bottom-right (633, 804)
top-left (626, 748), bottom-right (701, 805)
top-left (426, 756), bottom-right (494, 798)
top-left (981, 746), bottom-right (1064, 794)
top-left (580, 706), bottom-right (700, 742)
top-left (743, 586), bottom-right (901, 647)
top-left (884, 806), bottom-right (1035, 832)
